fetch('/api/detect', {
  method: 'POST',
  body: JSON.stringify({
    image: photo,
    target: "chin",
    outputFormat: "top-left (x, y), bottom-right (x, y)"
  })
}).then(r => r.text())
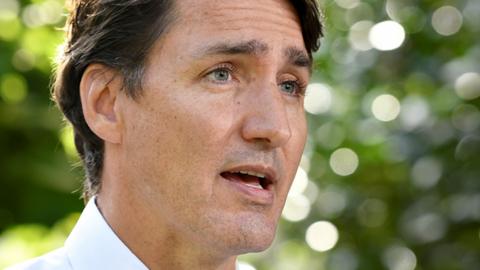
top-left (229, 217), bottom-right (278, 254)
top-left (244, 238), bottom-right (275, 253)
top-left (229, 235), bottom-right (275, 255)
top-left (200, 206), bottom-right (281, 255)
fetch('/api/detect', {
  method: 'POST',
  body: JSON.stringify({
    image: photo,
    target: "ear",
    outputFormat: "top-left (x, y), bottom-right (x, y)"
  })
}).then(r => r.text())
top-left (80, 63), bottom-right (123, 144)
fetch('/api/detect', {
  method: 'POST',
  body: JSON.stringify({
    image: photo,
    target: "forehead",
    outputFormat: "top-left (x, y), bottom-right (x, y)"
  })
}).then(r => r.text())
top-left (170, 0), bottom-right (305, 50)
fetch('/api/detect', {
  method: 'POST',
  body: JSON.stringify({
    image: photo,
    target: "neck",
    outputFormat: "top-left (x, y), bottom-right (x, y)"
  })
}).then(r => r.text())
top-left (96, 171), bottom-right (238, 270)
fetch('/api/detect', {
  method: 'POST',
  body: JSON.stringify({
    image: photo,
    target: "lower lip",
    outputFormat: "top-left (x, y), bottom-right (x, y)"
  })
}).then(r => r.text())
top-left (221, 176), bottom-right (274, 205)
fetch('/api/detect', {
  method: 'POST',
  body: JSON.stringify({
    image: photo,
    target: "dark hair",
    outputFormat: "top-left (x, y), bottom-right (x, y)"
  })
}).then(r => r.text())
top-left (53, 0), bottom-right (323, 200)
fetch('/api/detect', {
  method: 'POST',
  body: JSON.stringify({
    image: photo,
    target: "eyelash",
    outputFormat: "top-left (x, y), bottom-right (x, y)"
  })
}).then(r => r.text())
top-left (280, 79), bottom-right (308, 97)
top-left (204, 63), bottom-right (236, 84)
top-left (204, 63), bottom-right (307, 97)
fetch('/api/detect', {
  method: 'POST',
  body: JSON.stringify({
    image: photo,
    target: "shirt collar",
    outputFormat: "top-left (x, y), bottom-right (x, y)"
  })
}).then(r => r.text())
top-left (65, 197), bottom-right (241, 270)
top-left (64, 197), bottom-right (148, 270)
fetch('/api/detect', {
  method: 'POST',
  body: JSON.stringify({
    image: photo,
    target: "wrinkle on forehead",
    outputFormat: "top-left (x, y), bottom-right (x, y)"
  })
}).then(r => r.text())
top-left (178, 0), bottom-right (303, 36)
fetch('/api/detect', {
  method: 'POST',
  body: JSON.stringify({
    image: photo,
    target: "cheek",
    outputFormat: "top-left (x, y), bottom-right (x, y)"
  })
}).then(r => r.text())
top-left (287, 108), bottom-right (307, 158)
top-left (124, 87), bottom-right (235, 186)
top-left (185, 90), bottom-right (237, 137)
top-left (280, 110), bottom-right (307, 191)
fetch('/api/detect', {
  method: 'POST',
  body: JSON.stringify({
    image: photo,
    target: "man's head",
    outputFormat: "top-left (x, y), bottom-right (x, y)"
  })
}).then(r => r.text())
top-left (55, 0), bottom-right (322, 261)
top-left (54, 0), bottom-right (321, 199)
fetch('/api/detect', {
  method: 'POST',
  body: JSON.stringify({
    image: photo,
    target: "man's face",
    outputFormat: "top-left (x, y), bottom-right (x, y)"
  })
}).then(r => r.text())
top-left (119, 0), bottom-right (309, 255)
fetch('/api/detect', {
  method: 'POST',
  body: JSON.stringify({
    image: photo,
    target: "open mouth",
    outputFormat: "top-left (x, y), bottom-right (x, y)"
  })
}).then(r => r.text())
top-left (220, 170), bottom-right (273, 191)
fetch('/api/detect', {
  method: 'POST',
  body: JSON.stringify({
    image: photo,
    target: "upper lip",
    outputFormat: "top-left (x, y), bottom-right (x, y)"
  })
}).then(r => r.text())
top-left (220, 164), bottom-right (278, 185)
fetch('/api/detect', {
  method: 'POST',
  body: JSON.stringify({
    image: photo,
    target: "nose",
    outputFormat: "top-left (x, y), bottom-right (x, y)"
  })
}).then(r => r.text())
top-left (240, 82), bottom-right (292, 148)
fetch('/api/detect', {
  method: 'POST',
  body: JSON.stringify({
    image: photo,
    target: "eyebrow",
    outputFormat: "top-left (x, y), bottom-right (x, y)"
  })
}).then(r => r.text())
top-left (198, 39), bottom-right (268, 57)
top-left (195, 39), bottom-right (312, 71)
top-left (284, 47), bottom-right (312, 70)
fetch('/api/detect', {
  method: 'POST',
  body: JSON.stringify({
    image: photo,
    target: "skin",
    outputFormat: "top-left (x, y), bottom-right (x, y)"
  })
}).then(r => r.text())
top-left (80, 0), bottom-right (310, 269)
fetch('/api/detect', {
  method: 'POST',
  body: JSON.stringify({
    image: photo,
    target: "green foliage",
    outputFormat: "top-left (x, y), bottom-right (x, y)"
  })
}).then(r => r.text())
top-left (0, 0), bottom-right (84, 232)
top-left (1, 0), bottom-right (479, 269)
top-left (0, 213), bottom-right (79, 269)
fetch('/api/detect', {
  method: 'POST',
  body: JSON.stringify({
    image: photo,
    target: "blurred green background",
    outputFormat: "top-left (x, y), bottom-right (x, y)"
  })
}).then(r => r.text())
top-left (0, 0), bottom-right (479, 269)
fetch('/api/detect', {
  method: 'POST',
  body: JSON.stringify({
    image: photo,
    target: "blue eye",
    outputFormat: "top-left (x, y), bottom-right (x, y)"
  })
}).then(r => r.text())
top-left (207, 68), bottom-right (232, 83)
top-left (280, 80), bottom-right (302, 96)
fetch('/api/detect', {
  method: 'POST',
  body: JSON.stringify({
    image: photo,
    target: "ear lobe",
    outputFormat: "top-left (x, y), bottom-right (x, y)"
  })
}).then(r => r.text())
top-left (80, 64), bottom-right (123, 144)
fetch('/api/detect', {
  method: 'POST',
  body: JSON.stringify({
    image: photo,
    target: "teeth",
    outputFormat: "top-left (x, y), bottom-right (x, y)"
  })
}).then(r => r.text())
top-left (234, 170), bottom-right (266, 178)
top-left (243, 182), bottom-right (264, 189)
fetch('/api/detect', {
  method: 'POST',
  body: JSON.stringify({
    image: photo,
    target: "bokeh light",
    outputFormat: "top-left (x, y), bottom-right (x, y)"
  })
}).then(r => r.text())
top-left (0, 0), bottom-right (20, 19)
top-left (447, 193), bottom-right (480, 222)
top-left (334, 0), bottom-right (359, 10)
top-left (305, 221), bottom-right (339, 252)
top-left (348, 20), bottom-right (373, 51)
top-left (371, 94), bottom-right (401, 122)
top-left (385, 0), bottom-right (404, 21)
top-left (399, 96), bottom-right (430, 131)
top-left (0, 73), bottom-right (28, 104)
top-left (304, 83), bottom-right (332, 114)
top-left (404, 212), bottom-right (448, 244)
top-left (345, 2), bottom-right (374, 26)
top-left (382, 245), bottom-right (417, 270)
top-left (464, 0), bottom-right (480, 31)
top-left (282, 194), bottom-right (311, 222)
top-left (369, 21), bottom-right (405, 51)
top-left (283, 168), bottom-right (312, 222)
top-left (12, 49), bottom-right (36, 72)
top-left (237, 261), bottom-right (256, 270)
top-left (411, 157), bottom-right (442, 189)
top-left (316, 186), bottom-right (348, 218)
top-left (432, 6), bottom-right (463, 36)
top-left (386, 1), bottom-right (426, 34)
top-left (21, 1), bottom-right (63, 28)
top-left (455, 72), bottom-right (480, 100)
top-left (288, 167), bottom-right (309, 196)
top-left (303, 180), bottom-right (319, 203)
top-left (329, 148), bottom-right (359, 176)
top-left (315, 122), bottom-right (346, 149)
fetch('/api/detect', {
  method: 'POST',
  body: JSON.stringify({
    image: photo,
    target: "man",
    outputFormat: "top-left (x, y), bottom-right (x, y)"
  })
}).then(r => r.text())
top-left (9, 0), bottom-right (322, 269)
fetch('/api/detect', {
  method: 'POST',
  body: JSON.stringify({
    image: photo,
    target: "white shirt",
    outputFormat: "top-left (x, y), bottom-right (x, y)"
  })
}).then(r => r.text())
top-left (7, 198), bottom-right (241, 270)
top-left (7, 198), bottom-right (149, 270)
